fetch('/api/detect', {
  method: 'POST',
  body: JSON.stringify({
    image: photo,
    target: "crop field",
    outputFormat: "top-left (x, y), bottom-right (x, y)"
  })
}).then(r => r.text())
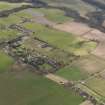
top-left (0, 15), bottom-right (22, 42)
top-left (0, 51), bottom-right (14, 73)
top-left (1, 1), bottom-right (105, 105)
top-left (85, 76), bottom-right (105, 99)
top-left (23, 22), bottom-right (96, 56)
top-left (21, 36), bottom-right (74, 64)
top-left (15, 8), bottom-right (73, 24)
top-left (75, 55), bottom-right (105, 74)
top-left (0, 48), bottom-right (84, 105)
top-left (0, 2), bottom-right (28, 10)
top-left (0, 69), bottom-right (83, 105)
top-left (27, 8), bottom-right (73, 23)
top-left (0, 2), bottom-right (19, 10)
top-left (56, 65), bottom-right (88, 81)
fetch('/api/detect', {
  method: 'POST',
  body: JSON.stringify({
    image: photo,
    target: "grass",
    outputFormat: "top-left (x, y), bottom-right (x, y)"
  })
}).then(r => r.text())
top-left (86, 76), bottom-right (105, 98)
top-left (23, 22), bottom-right (96, 56)
top-left (0, 15), bottom-right (21, 25)
top-left (15, 11), bottom-right (34, 19)
top-left (0, 71), bottom-right (83, 105)
top-left (77, 83), bottom-right (104, 102)
top-left (0, 15), bottom-right (22, 41)
top-left (0, 51), bottom-right (14, 73)
top-left (56, 65), bottom-right (88, 81)
top-left (0, 2), bottom-right (29, 11)
top-left (0, 29), bottom-right (20, 42)
top-left (0, 2), bottom-right (17, 10)
top-left (15, 8), bottom-right (72, 23)
top-left (30, 8), bottom-right (72, 23)
top-left (21, 36), bottom-right (74, 64)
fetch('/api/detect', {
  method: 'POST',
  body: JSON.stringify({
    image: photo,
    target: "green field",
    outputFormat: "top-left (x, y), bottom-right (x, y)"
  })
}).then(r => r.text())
top-left (0, 49), bottom-right (83, 105)
top-left (29, 8), bottom-right (72, 23)
top-left (0, 71), bottom-right (83, 105)
top-left (0, 2), bottom-right (28, 10)
top-left (0, 1), bottom-right (103, 104)
top-left (23, 22), bottom-right (96, 56)
top-left (0, 2), bottom-right (18, 10)
top-left (56, 65), bottom-right (88, 81)
top-left (15, 7), bottom-right (72, 23)
top-left (0, 15), bottom-right (22, 41)
top-left (0, 51), bottom-right (14, 73)
top-left (86, 76), bottom-right (105, 98)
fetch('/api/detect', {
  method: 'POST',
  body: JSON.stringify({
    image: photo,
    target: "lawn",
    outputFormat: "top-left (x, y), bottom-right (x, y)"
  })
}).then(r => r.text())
top-left (56, 65), bottom-right (88, 81)
top-left (0, 71), bottom-right (83, 105)
top-left (0, 51), bottom-right (14, 73)
top-left (23, 22), bottom-right (96, 56)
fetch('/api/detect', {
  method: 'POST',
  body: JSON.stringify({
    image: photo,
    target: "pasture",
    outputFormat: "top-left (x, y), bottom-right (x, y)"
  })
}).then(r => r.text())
top-left (56, 65), bottom-right (88, 81)
top-left (0, 1), bottom-right (104, 104)
top-left (23, 22), bottom-right (96, 56)
top-left (85, 76), bottom-right (105, 100)
top-left (0, 51), bottom-right (14, 73)
top-left (29, 8), bottom-right (72, 23)
top-left (0, 71), bottom-right (83, 105)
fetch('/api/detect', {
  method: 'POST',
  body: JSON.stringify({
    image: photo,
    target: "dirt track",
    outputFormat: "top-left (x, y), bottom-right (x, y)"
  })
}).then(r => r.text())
top-left (80, 100), bottom-right (93, 105)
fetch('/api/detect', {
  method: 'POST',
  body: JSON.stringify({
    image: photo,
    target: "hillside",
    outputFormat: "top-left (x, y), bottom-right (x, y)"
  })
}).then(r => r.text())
top-left (0, 0), bottom-right (105, 105)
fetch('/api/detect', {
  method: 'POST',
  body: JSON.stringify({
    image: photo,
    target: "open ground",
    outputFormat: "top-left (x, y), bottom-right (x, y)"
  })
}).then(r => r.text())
top-left (0, 1), bottom-right (105, 105)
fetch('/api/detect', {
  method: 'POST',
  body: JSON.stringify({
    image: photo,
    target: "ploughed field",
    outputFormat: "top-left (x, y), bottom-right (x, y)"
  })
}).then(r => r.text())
top-left (0, 1), bottom-right (105, 105)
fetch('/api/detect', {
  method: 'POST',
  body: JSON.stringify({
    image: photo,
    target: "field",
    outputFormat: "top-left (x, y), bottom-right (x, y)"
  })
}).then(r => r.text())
top-left (0, 69), bottom-right (83, 105)
top-left (28, 8), bottom-right (73, 23)
top-left (23, 22), bottom-right (96, 56)
top-left (85, 76), bottom-right (105, 100)
top-left (0, 72), bottom-right (83, 105)
top-left (41, 0), bottom-right (95, 15)
top-left (56, 65), bottom-right (88, 81)
top-left (0, 2), bottom-right (28, 10)
top-left (0, 51), bottom-right (14, 73)
top-left (1, 1), bottom-right (105, 105)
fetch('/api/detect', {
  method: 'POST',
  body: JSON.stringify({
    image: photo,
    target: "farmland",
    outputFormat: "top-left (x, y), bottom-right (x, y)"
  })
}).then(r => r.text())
top-left (23, 22), bottom-right (97, 56)
top-left (0, 51), bottom-right (14, 72)
top-left (0, 0), bottom-right (105, 105)
top-left (0, 71), bottom-right (83, 105)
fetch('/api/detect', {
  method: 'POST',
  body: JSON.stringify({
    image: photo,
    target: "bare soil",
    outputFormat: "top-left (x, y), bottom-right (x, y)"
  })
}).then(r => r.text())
top-left (45, 73), bottom-right (69, 85)
top-left (53, 22), bottom-right (92, 36)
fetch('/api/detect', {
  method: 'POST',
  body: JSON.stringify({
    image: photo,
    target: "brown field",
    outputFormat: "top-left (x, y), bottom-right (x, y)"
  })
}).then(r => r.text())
top-left (83, 29), bottom-right (105, 41)
top-left (53, 21), bottom-right (92, 36)
top-left (92, 42), bottom-right (105, 59)
top-left (85, 76), bottom-right (105, 97)
top-left (75, 55), bottom-right (105, 74)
